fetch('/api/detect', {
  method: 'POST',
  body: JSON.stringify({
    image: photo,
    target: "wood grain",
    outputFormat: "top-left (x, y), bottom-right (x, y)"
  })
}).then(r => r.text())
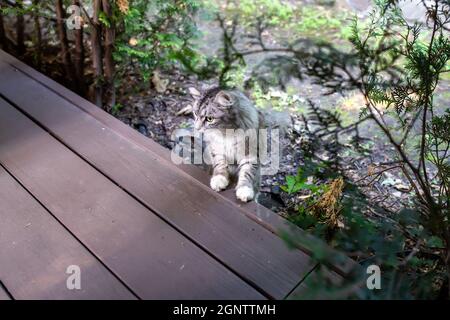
top-left (0, 283), bottom-right (12, 300)
top-left (0, 55), bottom-right (314, 299)
top-left (287, 265), bottom-right (347, 300)
top-left (0, 97), bottom-right (264, 299)
top-left (0, 49), bottom-right (359, 279)
top-left (0, 167), bottom-right (135, 300)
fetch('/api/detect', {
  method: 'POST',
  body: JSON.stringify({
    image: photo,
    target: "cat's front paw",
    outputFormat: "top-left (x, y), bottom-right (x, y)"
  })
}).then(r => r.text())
top-left (236, 186), bottom-right (255, 202)
top-left (210, 175), bottom-right (229, 191)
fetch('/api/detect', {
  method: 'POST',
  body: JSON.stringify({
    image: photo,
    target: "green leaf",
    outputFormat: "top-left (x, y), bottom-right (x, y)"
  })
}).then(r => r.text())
top-left (99, 11), bottom-right (111, 28)
top-left (426, 236), bottom-right (444, 249)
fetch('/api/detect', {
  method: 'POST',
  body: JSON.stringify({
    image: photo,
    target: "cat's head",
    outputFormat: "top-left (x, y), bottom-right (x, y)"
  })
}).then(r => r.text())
top-left (192, 87), bottom-right (258, 132)
top-left (192, 87), bottom-right (237, 131)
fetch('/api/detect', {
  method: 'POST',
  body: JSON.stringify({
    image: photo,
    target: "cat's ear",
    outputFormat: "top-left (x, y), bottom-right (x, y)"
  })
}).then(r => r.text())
top-left (215, 91), bottom-right (234, 108)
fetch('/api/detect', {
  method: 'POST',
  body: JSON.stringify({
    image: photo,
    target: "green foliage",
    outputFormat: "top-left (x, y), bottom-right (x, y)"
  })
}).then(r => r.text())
top-left (281, 0), bottom-right (450, 299)
top-left (98, 11), bottom-right (111, 28)
top-left (281, 158), bottom-right (445, 299)
top-left (110, 103), bottom-right (123, 115)
top-left (114, 0), bottom-right (205, 82)
top-left (281, 167), bottom-right (325, 195)
top-left (294, 6), bottom-right (345, 36)
top-left (220, 0), bottom-right (295, 29)
top-left (217, 0), bottom-right (347, 39)
top-left (250, 83), bottom-right (304, 111)
top-left (352, 0), bottom-right (450, 218)
top-left (204, 0), bottom-right (352, 88)
top-left (0, 1), bottom-right (54, 20)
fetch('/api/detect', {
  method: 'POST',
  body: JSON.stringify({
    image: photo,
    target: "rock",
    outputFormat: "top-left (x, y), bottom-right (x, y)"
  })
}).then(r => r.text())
top-left (256, 192), bottom-right (285, 212)
top-left (188, 87), bottom-right (201, 98)
top-left (152, 70), bottom-right (169, 93)
top-left (271, 185), bottom-right (281, 194)
top-left (135, 123), bottom-right (148, 136)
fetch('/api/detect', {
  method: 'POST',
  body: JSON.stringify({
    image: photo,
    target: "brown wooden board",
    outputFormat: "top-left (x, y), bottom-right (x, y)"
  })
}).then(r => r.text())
top-left (0, 49), bottom-right (359, 280)
top-left (0, 98), bottom-right (264, 299)
top-left (0, 284), bottom-right (12, 300)
top-left (287, 265), bottom-right (356, 300)
top-left (0, 50), bottom-right (206, 182)
top-left (221, 190), bottom-right (360, 278)
top-left (0, 167), bottom-right (135, 300)
top-left (0, 55), bottom-right (315, 299)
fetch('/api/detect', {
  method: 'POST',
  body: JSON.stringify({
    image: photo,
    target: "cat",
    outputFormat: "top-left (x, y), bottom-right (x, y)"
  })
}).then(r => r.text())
top-left (191, 87), bottom-right (288, 202)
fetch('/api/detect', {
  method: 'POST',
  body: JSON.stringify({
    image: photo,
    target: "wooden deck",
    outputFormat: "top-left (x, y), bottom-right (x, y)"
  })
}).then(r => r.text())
top-left (0, 49), bottom-right (358, 300)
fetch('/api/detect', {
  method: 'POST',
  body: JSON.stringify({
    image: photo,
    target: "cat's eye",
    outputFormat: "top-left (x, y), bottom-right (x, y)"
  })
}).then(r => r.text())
top-left (205, 116), bottom-right (214, 123)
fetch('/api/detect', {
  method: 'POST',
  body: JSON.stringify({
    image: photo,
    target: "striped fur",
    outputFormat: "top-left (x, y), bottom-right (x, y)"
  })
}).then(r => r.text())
top-left (193, 87), bottom-right (262, 202)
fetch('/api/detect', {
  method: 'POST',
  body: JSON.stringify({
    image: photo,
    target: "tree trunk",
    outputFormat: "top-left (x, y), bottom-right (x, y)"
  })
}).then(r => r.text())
top-left (446, 233), bottom-right (450, 299)
top-left (32, 0), bottom-right (42, 67)
top-left (72, 0), bottom-right (86, 95)
top-left (91, 0), bottom-right (103, 107)
top-left (101, 0), bottom-right (115, 110)
top-left (0, 10), bottom-right (7, 51)
top-left (55, 0), bottom-right (75, 89)
top-left (16, 1), bottom-right (25, 56)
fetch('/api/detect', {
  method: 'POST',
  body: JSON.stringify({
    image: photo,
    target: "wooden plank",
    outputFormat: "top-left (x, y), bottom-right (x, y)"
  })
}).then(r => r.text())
top-left (0, 49), bottom-right (359, 279)
top-left (0, 98), bottom-right (264, 300)
top-left (0, 167), bottom-right (135, 300)
top-left (287, 265), bottom-right (351, 300)
top-left (0, 50), bottom-right (204, 181)
top-left (0, 283), bottom-right (12, 300)
top-left (0, 52), bottom-right (315, 299)
top-left (221, 189), bottom-right (361, 278)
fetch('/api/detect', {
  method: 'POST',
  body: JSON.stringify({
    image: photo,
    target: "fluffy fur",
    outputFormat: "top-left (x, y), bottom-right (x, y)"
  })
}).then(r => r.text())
top-left (193, 87), bottom-right (281, 202)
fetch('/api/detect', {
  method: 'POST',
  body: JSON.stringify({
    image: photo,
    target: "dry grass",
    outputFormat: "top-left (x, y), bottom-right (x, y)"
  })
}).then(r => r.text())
top-left (117, 0), bottom-right (129, 14)
top-left (311, 177), bottom-right (345, 228)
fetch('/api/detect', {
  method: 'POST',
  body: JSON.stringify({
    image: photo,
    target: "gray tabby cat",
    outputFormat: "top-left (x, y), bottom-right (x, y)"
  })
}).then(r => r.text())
top-left (192, 87), bottom-right (271, 202)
